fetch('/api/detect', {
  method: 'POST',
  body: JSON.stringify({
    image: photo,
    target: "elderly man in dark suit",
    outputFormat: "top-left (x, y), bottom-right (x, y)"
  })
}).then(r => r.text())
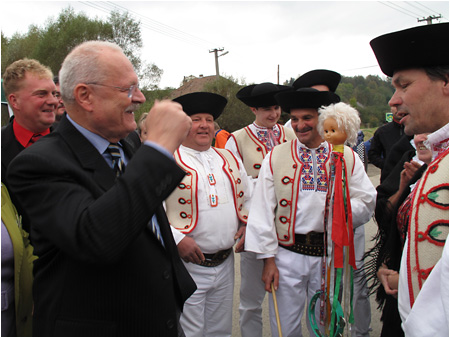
top-left (6, 40), bottom-right (196, 336)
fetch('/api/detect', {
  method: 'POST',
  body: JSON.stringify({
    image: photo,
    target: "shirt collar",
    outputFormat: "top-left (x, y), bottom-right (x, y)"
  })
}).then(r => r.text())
top-left (424, 123), bottom-right (449, 161)
top-left (252, 122), bottom-right (279, 132)
top-left (13, 119), bottom-right (50, 148)
top-left (66, 114), bottom-right (111, 154)
top-left (296, 139), bottom-right (329, 151)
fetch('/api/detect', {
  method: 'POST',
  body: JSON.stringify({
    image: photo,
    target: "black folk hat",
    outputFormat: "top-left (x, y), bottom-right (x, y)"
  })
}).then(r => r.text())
top-left (370, 22), bottom-right (449, 77)
top-left (236, 82), bottom-right (292, 108)
top-left (292, 69), bottom-right (341, 92)
top-left (275, 88), bottom-right (341, 114)
top-left (173, 92), bottom-right (227, 120)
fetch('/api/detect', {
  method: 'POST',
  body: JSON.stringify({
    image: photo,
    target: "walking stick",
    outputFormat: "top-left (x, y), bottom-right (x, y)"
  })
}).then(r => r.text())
top-left (271, 282), bottom-right (283, 337)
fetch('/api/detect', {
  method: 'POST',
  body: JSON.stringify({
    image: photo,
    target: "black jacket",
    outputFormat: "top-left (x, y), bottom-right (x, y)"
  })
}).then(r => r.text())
top-left (368, 121), bottom-right (405, 170)
top-left (7, 115), bottom-right (196, 336)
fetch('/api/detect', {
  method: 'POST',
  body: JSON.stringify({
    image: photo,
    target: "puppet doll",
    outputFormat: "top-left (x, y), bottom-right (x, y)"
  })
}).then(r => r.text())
top-left (310, 102), bottom-right (361, 337)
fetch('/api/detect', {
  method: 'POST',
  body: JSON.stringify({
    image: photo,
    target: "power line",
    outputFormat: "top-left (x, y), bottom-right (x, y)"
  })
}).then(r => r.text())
top-left (386, 1), bottom-right (424, 17)
top-left (404, 2), bottom-right (431, 17)
top-left (414, 1), bottom-right (448, 21)
top-left (108, 1), bottom-right (218, 48)
top-left (79, 1), bottom-right (220, 49)
top-left (378, 1), bottom-right (416, 19)
top-left (415, 1), bottom-right (443, 16)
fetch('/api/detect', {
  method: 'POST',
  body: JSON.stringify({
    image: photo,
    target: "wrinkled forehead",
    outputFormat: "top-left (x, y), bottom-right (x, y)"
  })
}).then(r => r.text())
top-left (290, 108), bottom-right (319, 118)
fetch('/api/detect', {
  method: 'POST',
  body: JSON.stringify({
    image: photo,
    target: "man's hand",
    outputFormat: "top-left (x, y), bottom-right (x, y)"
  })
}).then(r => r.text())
top-left (234, 225), bottom-right (246, 253)
top-left (399, 160), bottom-right (422, 192)
top-left (262, 257), bottom-right (279, 293)
top-left (144, 100), bottom-right (192, 154)
top-left (177, 236), bottom-right (204, 264)
top-left (377, 263), bottom-right (399, 297)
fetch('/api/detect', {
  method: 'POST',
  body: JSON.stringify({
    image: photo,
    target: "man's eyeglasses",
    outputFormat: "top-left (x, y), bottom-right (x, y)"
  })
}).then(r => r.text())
top-left (86, 83), bottom-right (138, 98)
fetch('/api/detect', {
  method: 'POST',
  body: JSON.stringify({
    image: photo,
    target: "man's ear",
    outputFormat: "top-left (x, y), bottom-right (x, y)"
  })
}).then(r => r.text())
top-left (8, 93), bottom-right (19, 111)
top-left (74, 84), bottom-right (94, 112)
top-left (443, 78), bottom-right (449, 97)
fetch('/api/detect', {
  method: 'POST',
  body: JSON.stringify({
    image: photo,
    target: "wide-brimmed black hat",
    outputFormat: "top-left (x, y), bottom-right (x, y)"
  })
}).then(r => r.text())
top-left (370, 22), bottom-right (449, 77)
top-left (275, 88), bottom-right (341, 113)
top-left (292, 69), bottom-right (341, 92)
top-left (173, 92), bottom-right (227, 120)
top-left (236, 82), bottom-right (292, 107)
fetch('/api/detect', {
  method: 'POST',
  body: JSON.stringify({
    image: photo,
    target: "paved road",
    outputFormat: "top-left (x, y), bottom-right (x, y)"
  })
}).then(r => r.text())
top-left (231, 164), bottom-right (383, 337)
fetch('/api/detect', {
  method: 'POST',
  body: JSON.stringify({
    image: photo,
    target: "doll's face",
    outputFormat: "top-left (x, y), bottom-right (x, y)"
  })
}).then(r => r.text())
top-left (322, 117), bottom-right (347, 145)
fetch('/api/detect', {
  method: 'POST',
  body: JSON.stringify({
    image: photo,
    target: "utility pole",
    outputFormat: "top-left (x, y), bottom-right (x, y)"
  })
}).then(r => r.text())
top-left (418, 14), bottom-right (442, 25)
top-left (209, 48), bottom-right (229, 79)
top-left (277, 65), bottom-right (280, 84)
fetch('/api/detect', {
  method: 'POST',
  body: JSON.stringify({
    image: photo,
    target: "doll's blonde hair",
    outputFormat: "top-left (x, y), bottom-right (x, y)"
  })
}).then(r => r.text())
top-left (317, 102), bottom-right (361, 147)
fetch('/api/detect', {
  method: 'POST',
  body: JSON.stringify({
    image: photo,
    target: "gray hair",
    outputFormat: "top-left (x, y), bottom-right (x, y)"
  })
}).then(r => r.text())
top-left (59, 41), bottom-right (123, 104)
top-left (317, 102), bottom-right (361, 147)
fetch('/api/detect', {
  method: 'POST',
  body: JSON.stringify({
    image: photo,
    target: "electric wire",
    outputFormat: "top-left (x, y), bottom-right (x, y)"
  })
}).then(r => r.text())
top-left (386, 1), bottom-right (424, 17)
top-left (79, 1), bottom-right (220, 49)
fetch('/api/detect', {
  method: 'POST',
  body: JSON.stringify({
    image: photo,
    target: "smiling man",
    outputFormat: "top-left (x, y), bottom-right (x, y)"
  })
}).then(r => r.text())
top-left (167, 92), bottom-right (252, 337)
top-left (245, 88), bottom-right (376, 336)
top-left (370, 22), bottom-right (449, 336)
top-left (2, 59), bottom-right (57, 190)
top-left (6, 41), bottom-right (196, 336)
top-left (224, 82), bottom-right (296, 337)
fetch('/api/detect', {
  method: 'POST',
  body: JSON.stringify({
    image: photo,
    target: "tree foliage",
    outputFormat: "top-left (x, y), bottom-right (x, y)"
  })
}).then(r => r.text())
top-left (336, 75), bottom-right (394, 128)
top-left (1, 7), bottom-right (162, 89)
top-left (203, 76), bottom-right (254, 133)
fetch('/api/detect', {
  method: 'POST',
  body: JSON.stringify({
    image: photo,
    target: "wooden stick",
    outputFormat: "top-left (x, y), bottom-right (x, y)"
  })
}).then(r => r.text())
top-left (271, 282), bottom-right (283, 337)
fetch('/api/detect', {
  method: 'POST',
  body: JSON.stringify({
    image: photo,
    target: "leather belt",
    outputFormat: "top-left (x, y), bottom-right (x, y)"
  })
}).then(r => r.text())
top-left (198, 248), bottom-right (233, 267)
top-left (279, 232), bottom-right (324, 257)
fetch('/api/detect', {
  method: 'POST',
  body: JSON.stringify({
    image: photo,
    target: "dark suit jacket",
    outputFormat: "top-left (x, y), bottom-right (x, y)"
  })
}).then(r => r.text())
top-left (6, 115), bottom-right (196, 336)
top-left (1, 119), bottom-right (25, 189)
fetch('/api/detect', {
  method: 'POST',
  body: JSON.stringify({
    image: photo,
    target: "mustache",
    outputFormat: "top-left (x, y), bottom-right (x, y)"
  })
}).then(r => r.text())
top-left (295, 126), bottom-right (313, 133)
top-left (126, 103), bottom-right (141, 112)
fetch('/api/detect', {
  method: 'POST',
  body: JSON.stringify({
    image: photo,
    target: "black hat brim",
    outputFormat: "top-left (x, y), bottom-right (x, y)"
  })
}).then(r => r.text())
top-left (173, 92), bottom-right (227, 120)
top-left (275, 88), bottom-right (341, 113)
top-left (236, 83), bottom-right (293, 107)
top-left (370, 22), bottom-right (449, 77)
top-left (293, 69), bottom-right (341, 92)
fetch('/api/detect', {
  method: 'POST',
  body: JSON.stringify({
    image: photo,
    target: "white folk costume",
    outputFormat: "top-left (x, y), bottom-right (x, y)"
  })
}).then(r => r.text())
top-left (369, 22), bottom-right (449, 337)
top-left (226, 123), bottom-right (296, 179)
top-left (167, 145), bottom-right (252, 337)
top-left (226, 82), bottom-right (296, 337)
top-left (245, 139), bottom-right (376, 336)
top-left (398, 124), bottom-right (449, 335)
top-left (226, 123), bottom-right (296, 336)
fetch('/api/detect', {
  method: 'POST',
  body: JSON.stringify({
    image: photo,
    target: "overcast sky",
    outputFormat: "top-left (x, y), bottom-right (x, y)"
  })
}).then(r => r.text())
top-left (1, 1), bottom-right (448, 88)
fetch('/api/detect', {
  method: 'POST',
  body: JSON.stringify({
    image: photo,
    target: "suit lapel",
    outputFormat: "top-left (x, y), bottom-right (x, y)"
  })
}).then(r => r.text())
top-left (58, 117), bottom-right (173, 250)
top-left (57, 116), bottom-right (116, 191)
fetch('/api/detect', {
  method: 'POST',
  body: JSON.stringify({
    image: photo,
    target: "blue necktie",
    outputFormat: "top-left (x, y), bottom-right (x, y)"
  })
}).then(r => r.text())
top-left (151, 215), bottom-right (165, 247)
top-left (107, 143), bottom-right (125, 177)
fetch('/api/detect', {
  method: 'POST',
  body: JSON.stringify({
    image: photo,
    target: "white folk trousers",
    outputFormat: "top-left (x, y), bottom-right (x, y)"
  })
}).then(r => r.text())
top-left (238, 251), bottom-right (267, 336)
top-left (269, 247), bottom-right (323, 337)
top-left (180, 254), bottom-right (234, 337)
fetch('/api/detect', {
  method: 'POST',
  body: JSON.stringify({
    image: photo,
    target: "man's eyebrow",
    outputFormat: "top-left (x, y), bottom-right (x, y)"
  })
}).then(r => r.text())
top-left (392, 75), bottom-right (405, 86)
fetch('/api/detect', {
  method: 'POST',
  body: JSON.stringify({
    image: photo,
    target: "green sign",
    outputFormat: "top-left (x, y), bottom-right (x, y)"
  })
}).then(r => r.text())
top-left (385, 112), bottom-right (393, 122)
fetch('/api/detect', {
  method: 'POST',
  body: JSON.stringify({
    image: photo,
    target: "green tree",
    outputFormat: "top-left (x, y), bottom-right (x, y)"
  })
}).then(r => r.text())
top-left (1, 25), bottom-right (42, 74)
top-left (1, 7), bottom-right (162, 89)
top-left (32, 7), bottom-right (112, 74)
top-left (109, 10), bottom-right (141, 70)
top-left (203, 76), bottom-right (254, 132)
